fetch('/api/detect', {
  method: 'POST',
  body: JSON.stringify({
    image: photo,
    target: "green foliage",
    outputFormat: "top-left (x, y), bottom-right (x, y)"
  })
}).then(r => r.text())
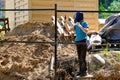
top-left (99, 1), bottom-right (109, 19)
top-left (117, 54), bottom-right (120, 60)
top-left (99, 2), bottom-right (105, 11)
top-left (103, 47), bottom-right (108, 56)
top-left (115, 52), bottom-right (120, 60)
top-left (99, 0), bottom-right (120, 19)
top-left (103, 43), bottom-right (109, 56)
top-left (108, 0), bottom-right (120, 11)
top-left (99, 0), bottom-right (114, 9)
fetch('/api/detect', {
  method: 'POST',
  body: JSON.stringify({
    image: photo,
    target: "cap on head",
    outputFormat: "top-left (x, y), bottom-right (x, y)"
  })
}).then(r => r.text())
top-left (74, 12), bottom-right (84, 22)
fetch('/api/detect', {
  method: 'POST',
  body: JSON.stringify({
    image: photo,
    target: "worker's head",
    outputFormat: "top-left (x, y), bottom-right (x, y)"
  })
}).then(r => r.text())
top-left (74, 12), bottom-right (84, 23)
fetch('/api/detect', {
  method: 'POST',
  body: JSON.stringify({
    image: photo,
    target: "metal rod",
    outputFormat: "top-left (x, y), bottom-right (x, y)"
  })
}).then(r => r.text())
top-left (1, 8), bottom-right (120, 13)
top-left (0, 8), bottom-right (55, 11)
top-left (54, 4), bottom-right (58, 80)
top-left (0, 40), bottom-right (55, 44)
top-left (57, 10), bottom-right (120, 13)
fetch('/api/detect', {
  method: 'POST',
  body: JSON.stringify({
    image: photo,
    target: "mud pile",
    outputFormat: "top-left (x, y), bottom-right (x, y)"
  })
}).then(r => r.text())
top-left (0, 22), bottom-right (120, 80)
top-left (0, 22), bottom-right (77, 80)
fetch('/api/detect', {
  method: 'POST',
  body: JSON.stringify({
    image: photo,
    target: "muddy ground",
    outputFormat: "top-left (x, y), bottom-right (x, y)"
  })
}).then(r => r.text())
top-left (0, 22), bottom-right (120, 80)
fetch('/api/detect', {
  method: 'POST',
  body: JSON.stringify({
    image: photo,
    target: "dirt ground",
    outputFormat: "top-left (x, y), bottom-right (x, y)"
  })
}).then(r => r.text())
top-left (0, 22), bottom-right (120, 80)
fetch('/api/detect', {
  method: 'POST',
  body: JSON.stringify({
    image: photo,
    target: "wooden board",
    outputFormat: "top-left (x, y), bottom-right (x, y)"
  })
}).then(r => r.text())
top-left (51, 16), bottom-right (68, 36)
top-left (73, 74), bottom-right (94, 80)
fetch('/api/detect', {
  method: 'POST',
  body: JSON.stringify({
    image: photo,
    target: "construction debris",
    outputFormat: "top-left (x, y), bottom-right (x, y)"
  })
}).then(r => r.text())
top-left (52, 16), bottom-right (75, 41)
top-left (0, 22), bottom-right (120, 80)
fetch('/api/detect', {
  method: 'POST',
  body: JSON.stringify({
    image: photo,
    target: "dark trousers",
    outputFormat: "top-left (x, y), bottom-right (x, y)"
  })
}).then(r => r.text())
top-left (76, 39), bottom-right (87, 73)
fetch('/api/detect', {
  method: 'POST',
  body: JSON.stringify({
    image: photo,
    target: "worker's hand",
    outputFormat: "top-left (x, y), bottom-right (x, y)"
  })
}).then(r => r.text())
top-left (75, 22), bottom-right (80, 25)
top-left (75, 22), bottom-right (82, 28)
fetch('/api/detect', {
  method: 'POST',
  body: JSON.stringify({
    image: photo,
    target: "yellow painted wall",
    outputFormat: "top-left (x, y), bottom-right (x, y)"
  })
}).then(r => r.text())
top-left (29, 0), bottom-right (99, 32)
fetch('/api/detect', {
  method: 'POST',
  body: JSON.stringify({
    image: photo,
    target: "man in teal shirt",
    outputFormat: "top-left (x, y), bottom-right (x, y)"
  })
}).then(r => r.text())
top-left (74, 21), bottom-right (88, 41)
top-left (65, 12), bottom-right (88, 77)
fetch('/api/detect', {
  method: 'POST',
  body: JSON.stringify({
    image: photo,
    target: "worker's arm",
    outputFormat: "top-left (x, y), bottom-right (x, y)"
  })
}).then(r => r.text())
top-left (76, 22), bottom-right (88, 33)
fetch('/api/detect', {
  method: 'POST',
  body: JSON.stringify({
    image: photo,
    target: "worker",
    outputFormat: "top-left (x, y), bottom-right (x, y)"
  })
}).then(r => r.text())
top-left (65, 12), bottom-right (88, 77)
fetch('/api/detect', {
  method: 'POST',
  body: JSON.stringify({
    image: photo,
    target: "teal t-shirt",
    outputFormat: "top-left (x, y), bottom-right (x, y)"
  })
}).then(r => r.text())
top-left (74, 21), bottom-right (88, 41)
